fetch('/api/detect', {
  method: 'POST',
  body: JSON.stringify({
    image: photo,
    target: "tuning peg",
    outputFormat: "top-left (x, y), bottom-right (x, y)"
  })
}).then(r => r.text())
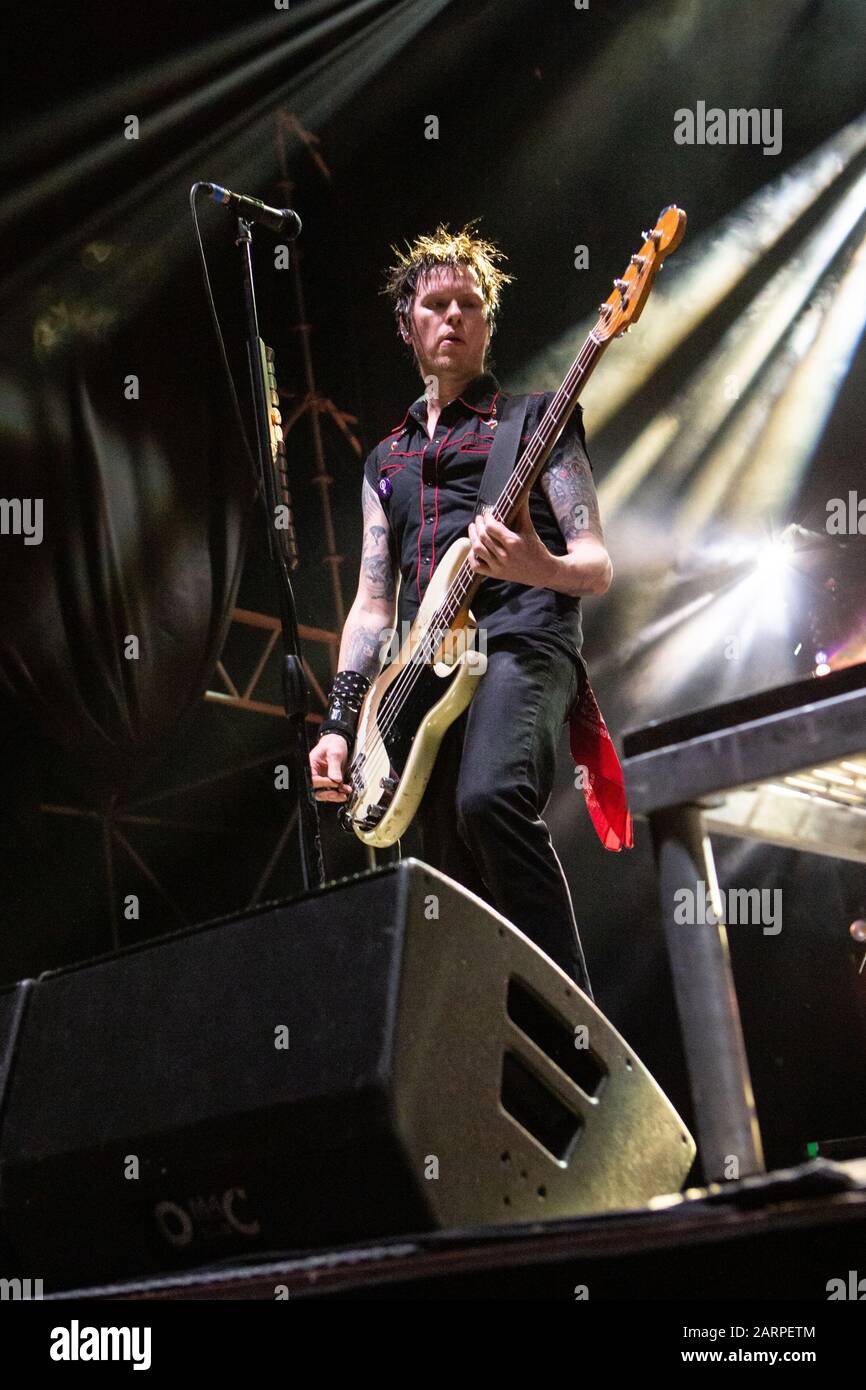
top-left (598, 302), bottom-right (612, 314)
top-left (613, 278), bottom-right (628, 290)
top-left (630, 254), bottom-right (646, 266)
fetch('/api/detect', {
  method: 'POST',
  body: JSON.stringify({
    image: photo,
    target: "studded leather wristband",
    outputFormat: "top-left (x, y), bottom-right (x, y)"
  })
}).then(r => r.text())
top-left (318, 669), bottom-right (372, 745)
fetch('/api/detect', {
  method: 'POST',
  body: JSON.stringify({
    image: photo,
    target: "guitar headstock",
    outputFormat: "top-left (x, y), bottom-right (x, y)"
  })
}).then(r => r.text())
top-left (593, 205), bottom-right (686, 343)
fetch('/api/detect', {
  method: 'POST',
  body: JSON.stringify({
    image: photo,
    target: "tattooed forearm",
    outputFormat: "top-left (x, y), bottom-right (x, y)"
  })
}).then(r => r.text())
top-left (338, 477), bottom-right (398, 678)
top-left (361, 478), bottom-right (397, 602)
top-left (343, 620), bottom-right (387, 680)
top-left (363, 523), bottom-right (395, 600)
top-left (539, 448), bottom-right (604, 546)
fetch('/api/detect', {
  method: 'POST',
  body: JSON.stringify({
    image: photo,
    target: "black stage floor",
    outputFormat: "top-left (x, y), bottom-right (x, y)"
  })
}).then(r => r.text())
top-left (45, 1158), bottom-right (866, 1301)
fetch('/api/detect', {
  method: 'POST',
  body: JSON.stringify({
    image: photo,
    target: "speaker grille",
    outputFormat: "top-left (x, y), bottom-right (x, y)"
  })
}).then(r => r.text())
top-left (500, 1051), bottom-right (584, 1161)
top-left (506, 977), bottom-right (607, 1097)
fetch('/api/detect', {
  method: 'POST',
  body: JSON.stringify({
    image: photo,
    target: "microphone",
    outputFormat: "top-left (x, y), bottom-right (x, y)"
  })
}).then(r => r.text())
top-left (204, 183), bottom-right (302, 238)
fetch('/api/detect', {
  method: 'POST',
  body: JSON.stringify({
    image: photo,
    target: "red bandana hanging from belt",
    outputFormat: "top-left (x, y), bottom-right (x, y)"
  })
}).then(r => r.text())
top-left (568, 676), bottom-right (634, 852)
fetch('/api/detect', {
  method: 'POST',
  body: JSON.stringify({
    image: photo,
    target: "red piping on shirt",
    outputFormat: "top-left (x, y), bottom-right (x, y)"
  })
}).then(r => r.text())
top-left (430, 424), bottom-right (452, 577)
top-left (456, 387), bottom-right (500, 415)
top-left (381, 407), bottom-right (413, 440)
top-left (416, 423), bottom-right (456, 602)
top-left (416, 473), bottom-right (424, 602)
top-left (458, 432), bottom-right (496, 453)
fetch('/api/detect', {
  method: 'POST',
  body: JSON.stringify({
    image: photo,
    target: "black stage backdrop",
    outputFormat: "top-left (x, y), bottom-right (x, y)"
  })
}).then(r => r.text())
top-left (0, 267), bottom-right (255, 792)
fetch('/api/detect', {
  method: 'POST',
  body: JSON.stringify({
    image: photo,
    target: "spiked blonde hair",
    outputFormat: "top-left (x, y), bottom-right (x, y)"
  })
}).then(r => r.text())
top-left (382, 220), bottom-right (514, 353)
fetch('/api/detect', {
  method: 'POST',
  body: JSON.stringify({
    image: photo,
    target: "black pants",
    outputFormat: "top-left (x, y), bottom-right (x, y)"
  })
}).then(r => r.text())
top-left (414, 635), bottom-right (594, 998)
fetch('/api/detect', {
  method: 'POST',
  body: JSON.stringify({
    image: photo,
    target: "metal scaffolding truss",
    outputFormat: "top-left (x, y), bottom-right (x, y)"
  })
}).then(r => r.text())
top-left (207, 606), bottom-right (338, 721)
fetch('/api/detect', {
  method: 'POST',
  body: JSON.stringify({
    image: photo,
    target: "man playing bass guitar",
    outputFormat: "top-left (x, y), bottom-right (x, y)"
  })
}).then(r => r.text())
top-left (309, 223), bottom-right (612, 997)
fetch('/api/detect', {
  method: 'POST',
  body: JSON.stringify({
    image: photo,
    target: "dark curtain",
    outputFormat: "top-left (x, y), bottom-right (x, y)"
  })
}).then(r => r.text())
top-left (0, 257), bottom-right (257, 797)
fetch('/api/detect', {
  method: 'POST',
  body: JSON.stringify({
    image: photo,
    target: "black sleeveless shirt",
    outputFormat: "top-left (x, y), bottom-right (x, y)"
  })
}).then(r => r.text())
top-left (362, 371), bottom-right (593, 665)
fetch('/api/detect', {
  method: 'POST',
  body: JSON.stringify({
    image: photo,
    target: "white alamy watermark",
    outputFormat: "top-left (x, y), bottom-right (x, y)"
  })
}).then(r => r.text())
top-left (379, 621), bottom-right (487, 673)
top-left (674, 880), bottom-right (782, 935)
top-left (0, 497), bottom-right (43, 545)
top-left (0, 1276), bottom-right (43, 1300)
top-left (826, 490), bottom-right (866, 535)
top-left (826, 1270), bottom-right (866, 1299)
top-left (50, 1321), bottom-right (152, 1370)
top-left (674, 102), bottom-right (782, 156)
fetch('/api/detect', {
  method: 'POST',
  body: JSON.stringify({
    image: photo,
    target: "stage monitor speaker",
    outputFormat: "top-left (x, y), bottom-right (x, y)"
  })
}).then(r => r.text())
top-left (0, 859), bottom-right (695, 1287)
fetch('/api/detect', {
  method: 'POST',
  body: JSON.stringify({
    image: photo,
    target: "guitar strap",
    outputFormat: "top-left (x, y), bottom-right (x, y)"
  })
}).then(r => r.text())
top-left (472, 392), bottom-right (531, 518)
top-left (471, 390), bottom-right (634, 853)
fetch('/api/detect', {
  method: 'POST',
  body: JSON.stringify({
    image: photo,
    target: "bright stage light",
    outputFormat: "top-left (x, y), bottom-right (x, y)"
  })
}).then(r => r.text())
top-left (0, 0), bottom-right (454, 314)
top-left (512, 112), bottom-right (866, 556)
top-left (515, 113), bottom-right (866, 454)
top-left (755, 534), bottom-right (794, 578)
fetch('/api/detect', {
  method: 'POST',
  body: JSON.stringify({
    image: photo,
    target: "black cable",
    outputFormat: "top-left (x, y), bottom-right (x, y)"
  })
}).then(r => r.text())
top-left (188, 180), bottom-right (260, 493)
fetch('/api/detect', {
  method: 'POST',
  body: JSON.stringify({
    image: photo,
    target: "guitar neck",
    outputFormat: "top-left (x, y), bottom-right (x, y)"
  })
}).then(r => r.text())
top-left (449, 328), bottom-right (609, 620)
top-left (406, 204), bottom-right (685, 663)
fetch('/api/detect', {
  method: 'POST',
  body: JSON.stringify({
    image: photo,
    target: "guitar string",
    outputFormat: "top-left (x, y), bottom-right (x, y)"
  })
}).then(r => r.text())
top-left (345, 329), bottom-right (605, 800)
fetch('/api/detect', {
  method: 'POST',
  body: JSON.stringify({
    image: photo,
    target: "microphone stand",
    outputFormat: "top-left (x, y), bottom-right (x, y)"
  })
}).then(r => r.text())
top-left (234, 214), bottom-right (325, 891)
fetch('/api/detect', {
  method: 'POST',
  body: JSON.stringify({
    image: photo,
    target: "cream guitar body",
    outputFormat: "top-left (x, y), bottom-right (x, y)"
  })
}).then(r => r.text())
top-left (339, 538), bottom-right (487, 847)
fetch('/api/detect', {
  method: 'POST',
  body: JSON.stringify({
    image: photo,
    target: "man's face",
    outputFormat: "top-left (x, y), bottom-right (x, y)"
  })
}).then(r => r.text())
top-left (406, 264), bottom-right (490, 382)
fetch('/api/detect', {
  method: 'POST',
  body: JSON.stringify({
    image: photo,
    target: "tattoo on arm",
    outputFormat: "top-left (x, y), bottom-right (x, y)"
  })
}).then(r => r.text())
top-left (339, 477), bottom-right (398, 680)
top-left (361, 478), bottom-right (397, 602)
top-left (539, 446), bottom-right (604, 545)
top-left (344, 623), bottom-right (385, 679)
